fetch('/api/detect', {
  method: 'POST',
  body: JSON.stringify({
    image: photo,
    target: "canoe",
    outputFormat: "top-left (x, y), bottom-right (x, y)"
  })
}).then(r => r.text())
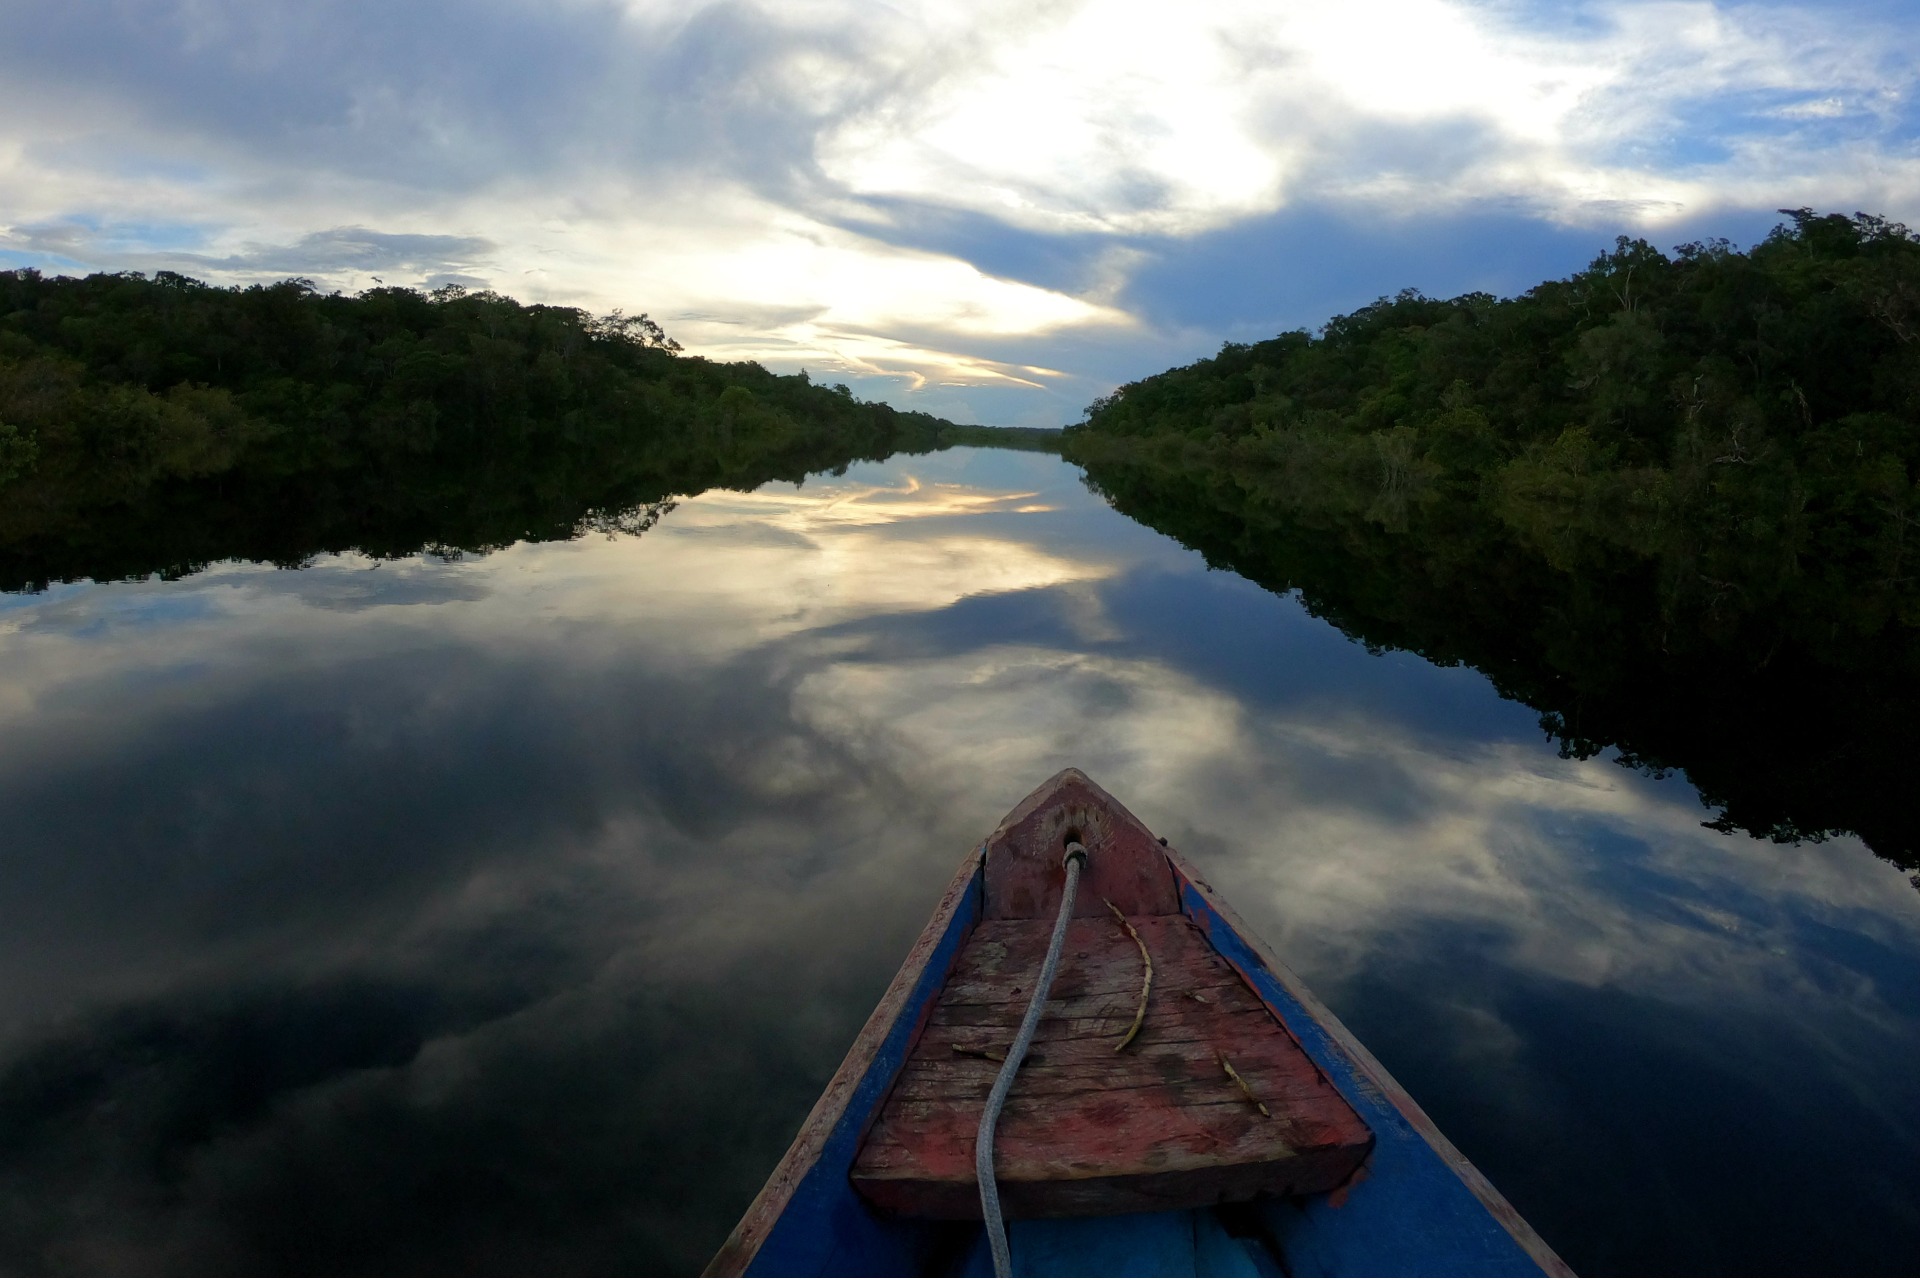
top-left (706, 769), bottom-right (1571, 1277)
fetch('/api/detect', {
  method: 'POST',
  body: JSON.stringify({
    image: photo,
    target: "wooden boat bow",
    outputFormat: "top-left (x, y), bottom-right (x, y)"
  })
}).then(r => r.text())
top-left (707, 768), bottom-right (1571, 1277)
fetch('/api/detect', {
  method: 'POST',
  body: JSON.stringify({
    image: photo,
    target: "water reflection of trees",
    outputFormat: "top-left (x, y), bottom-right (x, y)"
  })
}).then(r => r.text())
top-left (1066, 212), bottom-right (1920, 883)
top-left (0, 271), bottom-right (959, 592)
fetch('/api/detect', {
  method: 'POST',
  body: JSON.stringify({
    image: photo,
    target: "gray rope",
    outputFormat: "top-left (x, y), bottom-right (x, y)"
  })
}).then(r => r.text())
top-left (978, 840), bottom-right (1087, 1279)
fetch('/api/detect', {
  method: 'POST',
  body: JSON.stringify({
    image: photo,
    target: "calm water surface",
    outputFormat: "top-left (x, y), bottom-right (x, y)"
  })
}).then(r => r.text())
top-left (2, 447), bottom-right (1917, 1274)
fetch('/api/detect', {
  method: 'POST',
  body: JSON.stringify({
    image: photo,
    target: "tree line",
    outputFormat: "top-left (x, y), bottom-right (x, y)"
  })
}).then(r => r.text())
top-left (1065, 210), bottom-right (1920, 878)
top-left (0, 270), bottom-right (964, 589)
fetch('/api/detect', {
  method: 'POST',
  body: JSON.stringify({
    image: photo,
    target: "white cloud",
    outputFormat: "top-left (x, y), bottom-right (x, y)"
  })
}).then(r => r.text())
top-left (818, 0), bottom-right (1293, 236)
top-left (819, 0), bottom-right (1920, 233)
top-left (0, 0), bottom-right (1915, 420)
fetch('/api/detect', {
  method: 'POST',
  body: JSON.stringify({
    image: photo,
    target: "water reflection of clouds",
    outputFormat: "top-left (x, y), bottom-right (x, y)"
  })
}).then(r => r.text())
top-left (0, 450), bottom-right (1916, 1272)
top-left (786, 581), bottom-right (1920, 1022)
top-left (680, 455), bottom-right (1920, 1097)
top-left (639, 471), bottom-right (1110, 639)
top-left (1172, 722), bottom-right (1919, 1004)
top-left (4, 447), bottom-right (1915, 1037)
top-left (690, 473), bottom-right (1054, 526)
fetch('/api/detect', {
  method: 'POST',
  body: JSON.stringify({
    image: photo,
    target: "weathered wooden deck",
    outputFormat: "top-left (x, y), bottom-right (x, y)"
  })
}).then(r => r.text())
top-left (850, 906), bottom-right (1373, 1217)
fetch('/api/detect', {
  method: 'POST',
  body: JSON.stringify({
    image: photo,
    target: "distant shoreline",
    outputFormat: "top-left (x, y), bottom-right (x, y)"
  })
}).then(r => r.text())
top-left (931, 424), bottom-right (1064, 453)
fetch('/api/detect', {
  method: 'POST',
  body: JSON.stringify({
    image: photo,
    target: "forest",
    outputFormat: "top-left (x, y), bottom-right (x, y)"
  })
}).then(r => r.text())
top-left (1065, 210), bottom-right (1920, 877)
top-left (0, 269), bottom-right (968, 591)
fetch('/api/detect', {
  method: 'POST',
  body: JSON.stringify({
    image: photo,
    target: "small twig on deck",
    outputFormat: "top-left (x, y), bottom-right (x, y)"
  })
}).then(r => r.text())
top-left (952, 1044), bottom-right (1006, 1063)
top-left (952, 1044), bottom-right (1043, 1065)
top-left (1104, 898), bottom-right (1153, 1053)
top-left (1218, 1051), bottom-right (1270, 1117)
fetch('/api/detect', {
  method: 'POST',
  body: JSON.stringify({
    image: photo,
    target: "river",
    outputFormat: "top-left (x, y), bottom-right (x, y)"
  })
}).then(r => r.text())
top-left (1, 446), bottom-right (1916, 1274)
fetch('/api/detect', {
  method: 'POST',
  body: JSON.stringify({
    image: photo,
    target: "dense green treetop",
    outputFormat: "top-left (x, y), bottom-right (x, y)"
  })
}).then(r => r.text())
top-left (1085, 209), bottom-right (1918, 453)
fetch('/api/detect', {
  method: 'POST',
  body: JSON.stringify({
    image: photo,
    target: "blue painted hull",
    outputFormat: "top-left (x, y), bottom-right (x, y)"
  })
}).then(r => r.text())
top-left (708, 773), bottom-right (1568, 1277)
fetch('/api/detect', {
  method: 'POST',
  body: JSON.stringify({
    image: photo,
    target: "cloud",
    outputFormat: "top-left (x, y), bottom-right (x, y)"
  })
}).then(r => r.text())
top-left (817, 0), bottom-right (1920, 233)
top-left (2, 223), bottom-right (497, 280)
top-left (209, 227), bottom-right (496, 276)
top-left (0, 0), bottom-right (1915, 425)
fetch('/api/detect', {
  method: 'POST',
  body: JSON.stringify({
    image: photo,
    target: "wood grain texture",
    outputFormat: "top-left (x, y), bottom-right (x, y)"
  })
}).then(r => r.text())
top-left (982, 767), bottom-right (1178, 920)
top-left (849, 911), bottom-right (1373, 1219)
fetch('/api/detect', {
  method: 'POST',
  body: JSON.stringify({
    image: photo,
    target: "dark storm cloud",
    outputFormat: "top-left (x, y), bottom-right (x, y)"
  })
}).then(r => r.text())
top-left (2, 224), bottom-right (498, 283)
top-left (1113, 200), bottom-right (1795, 347)
top-left (0, 2), bottom-right (623, 188)
top-left (825, 198), bottom-right (1122, 301)
top-left (201, 227), bottom-right (497, 275)
top-left (0, 0), bottom-right (912, 199)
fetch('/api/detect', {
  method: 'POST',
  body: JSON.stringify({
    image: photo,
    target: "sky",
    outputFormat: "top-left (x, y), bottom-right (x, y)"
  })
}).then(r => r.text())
top-left (1, 0), bottom-right (1916, 426)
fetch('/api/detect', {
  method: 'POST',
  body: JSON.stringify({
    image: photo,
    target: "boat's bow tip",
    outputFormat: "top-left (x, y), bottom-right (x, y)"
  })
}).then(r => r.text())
top-left (996, 766), bottom-right (1121, 824)
top-left (985, 769), bottom-right (1175, 920)
top-left (1029, 764), bottom-right (1095, 794)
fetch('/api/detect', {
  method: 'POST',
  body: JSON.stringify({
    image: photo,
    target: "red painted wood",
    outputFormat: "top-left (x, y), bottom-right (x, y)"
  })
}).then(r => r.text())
top-left (849, 911), bottom-right (1373, 1219)
top-left (982, 768), bottom-right (1178, 920)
